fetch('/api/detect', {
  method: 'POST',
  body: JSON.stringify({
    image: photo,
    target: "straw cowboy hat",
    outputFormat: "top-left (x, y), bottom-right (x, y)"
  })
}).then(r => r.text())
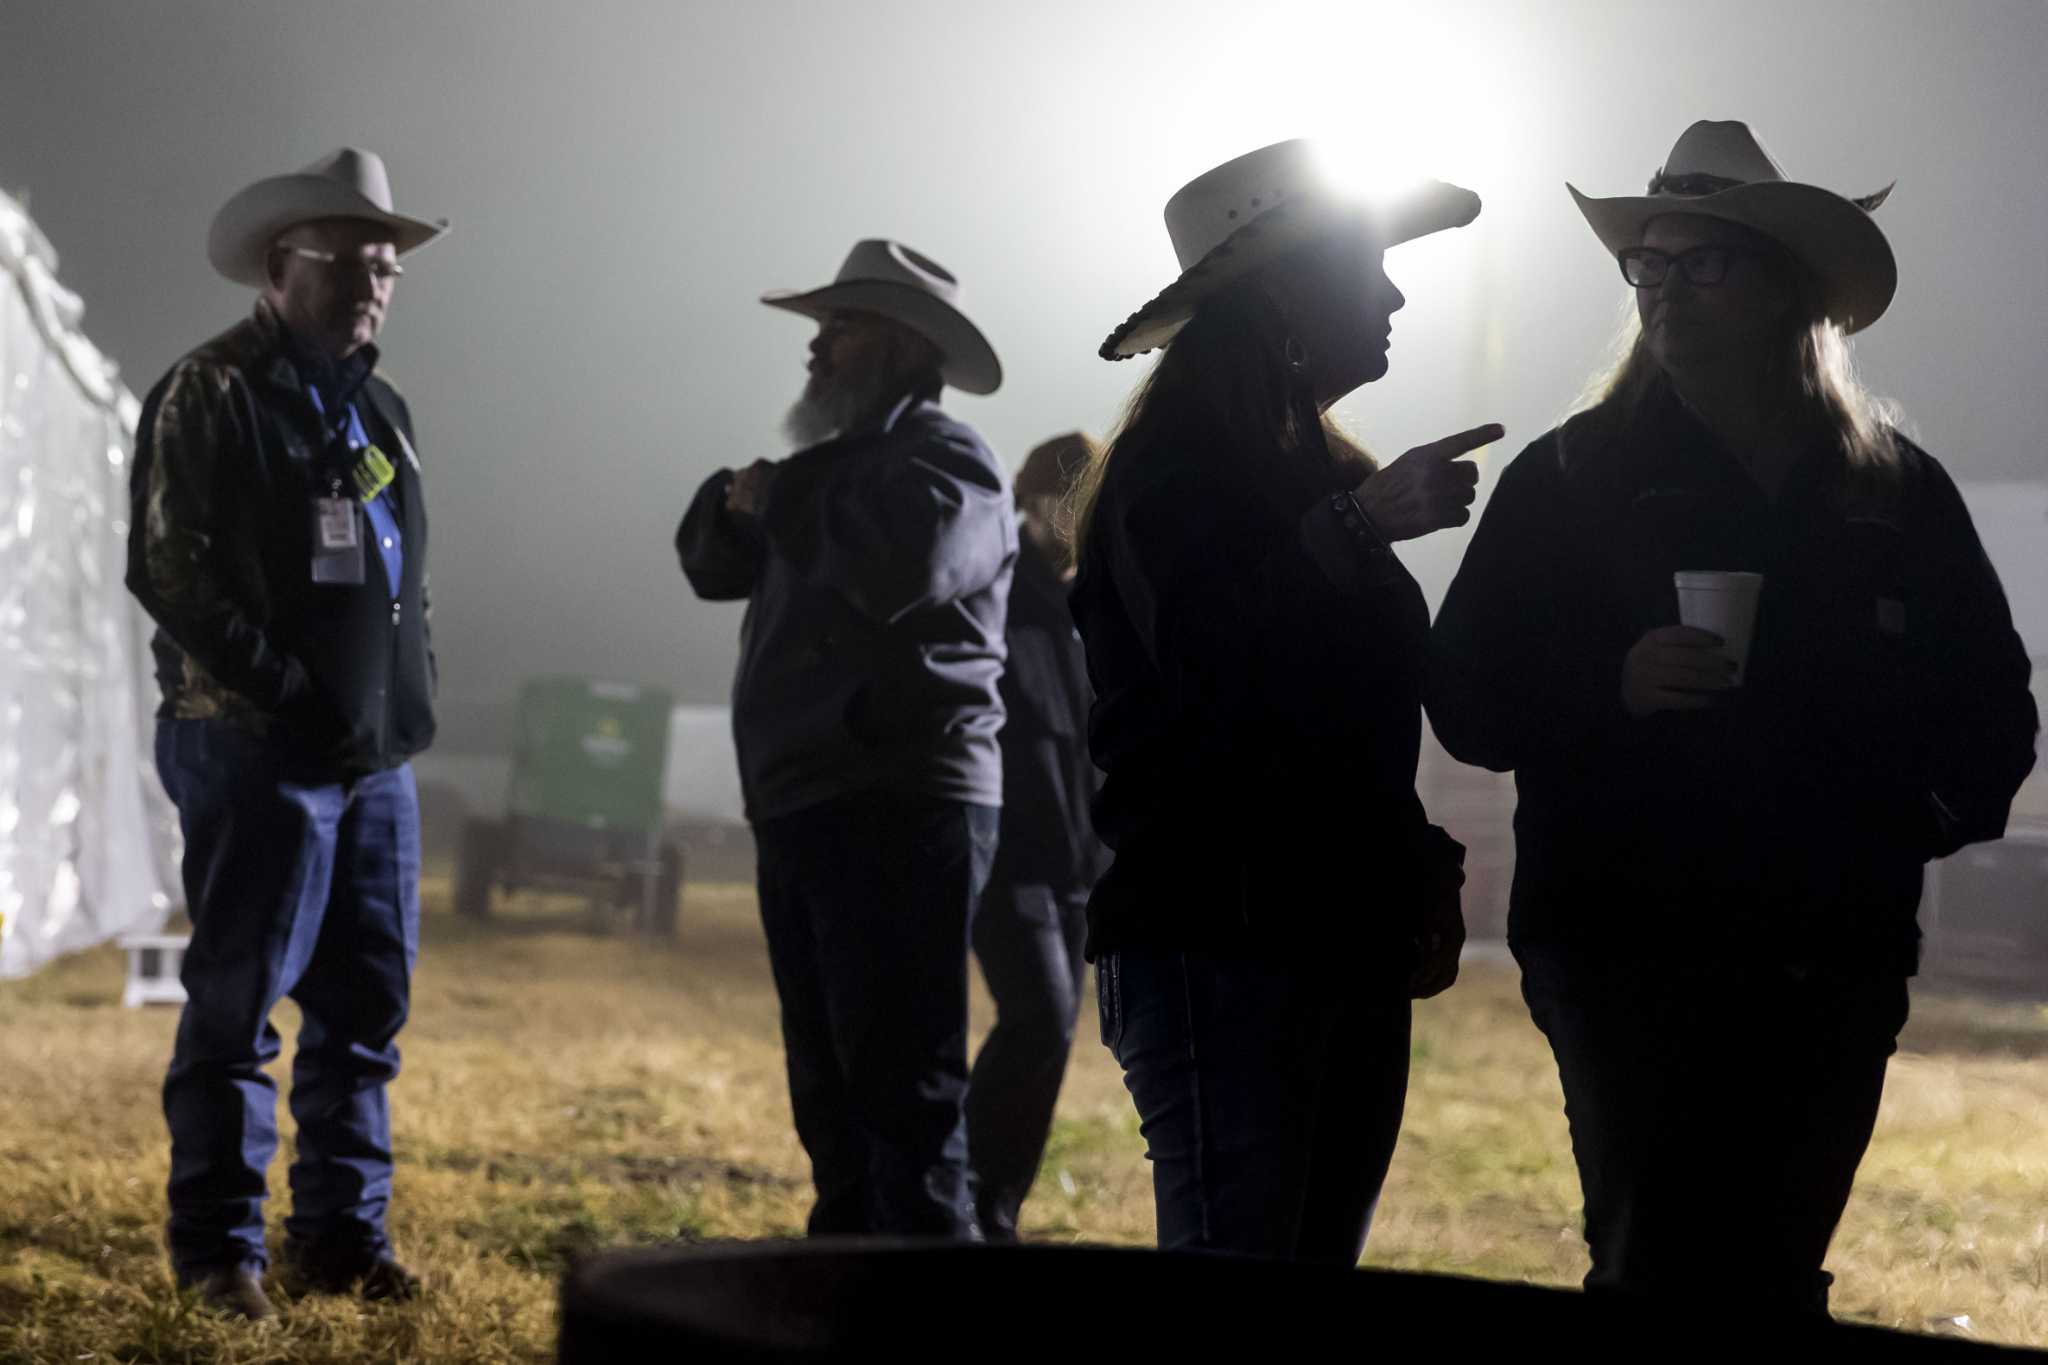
top-left (1570, 119), bottom-right (1896, 333)
top-left (1101, 139), bottom-right (1481, 360)
top-left (208, 147), bottom-right (449, 288)
top-left (762, 240), bottom-right (1002, 395)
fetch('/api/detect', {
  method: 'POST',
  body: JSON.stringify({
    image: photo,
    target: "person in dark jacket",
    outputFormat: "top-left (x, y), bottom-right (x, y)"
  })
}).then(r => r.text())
top-left (965, 431), bottom-right (1112, 1241)
top-left (126, 148), bottom-right (447, 1319)
top-left (1069, 139), bottom-right (1497, 1263)
top-left (1428, 121), bottom-right (2039, 1319)
top-left (677, 239), bottom-right (1016, 1238)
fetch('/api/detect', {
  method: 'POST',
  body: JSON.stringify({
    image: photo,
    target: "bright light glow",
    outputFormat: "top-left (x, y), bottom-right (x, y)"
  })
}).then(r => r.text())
top-left (1142, 1), bottom-right (1514, 349)
top-left (1154, 2), bottom-right (1511, 209)
top-left (1313, 125), bottom-right (1493, 207)
top-left (1131, 0), bottom-right (1523, 488)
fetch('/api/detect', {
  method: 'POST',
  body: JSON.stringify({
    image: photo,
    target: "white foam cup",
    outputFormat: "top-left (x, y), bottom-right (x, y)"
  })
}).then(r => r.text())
top-left (1673, 571), bottom-right (1764, 684)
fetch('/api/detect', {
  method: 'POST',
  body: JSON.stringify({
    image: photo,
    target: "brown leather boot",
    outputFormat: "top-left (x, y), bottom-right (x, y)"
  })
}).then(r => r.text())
top-left (189, 1264), bottom-right (276, 1320)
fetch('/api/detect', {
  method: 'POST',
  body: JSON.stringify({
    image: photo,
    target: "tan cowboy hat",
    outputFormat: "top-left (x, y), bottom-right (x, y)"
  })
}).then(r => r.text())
top-left (208, 147), bottom-right (449, 288)
top-left (1014, 432), bottom-right (1100, 502)
top-left (1101, 139), bottom-right (1481, 361)
top-left (1570, 120), bottom-right (1896, 333)
top-left (762, 240), bottom-right (1002, 396)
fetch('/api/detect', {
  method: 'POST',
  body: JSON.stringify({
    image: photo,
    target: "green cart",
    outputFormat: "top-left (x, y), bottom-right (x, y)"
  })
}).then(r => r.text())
top-left (455, 676), bottom-right (684, 935)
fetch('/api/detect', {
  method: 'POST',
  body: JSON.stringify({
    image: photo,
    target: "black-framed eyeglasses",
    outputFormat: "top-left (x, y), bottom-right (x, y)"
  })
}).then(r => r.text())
top-left (281, 245), bottom-right (404, 283)
top-left (1616, 245), bottom-right (1749, 289)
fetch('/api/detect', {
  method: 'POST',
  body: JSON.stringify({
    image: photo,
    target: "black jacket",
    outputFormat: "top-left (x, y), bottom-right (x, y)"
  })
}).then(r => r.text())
top-left (1070, 425), bottom-right (1464, 961)
top-left (1427, 394), bottom-right (2038, 974)
top-left (678, 398), bottom-right (1015, 822)
top-left (993, 536), bottom-right (1109, 893)
top-left (127, 303), bottom-right (436, 775)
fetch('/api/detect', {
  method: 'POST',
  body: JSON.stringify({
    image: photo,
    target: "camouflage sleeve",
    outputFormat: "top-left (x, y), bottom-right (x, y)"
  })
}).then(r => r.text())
top-left (125, 361), bottom-right (315, 714)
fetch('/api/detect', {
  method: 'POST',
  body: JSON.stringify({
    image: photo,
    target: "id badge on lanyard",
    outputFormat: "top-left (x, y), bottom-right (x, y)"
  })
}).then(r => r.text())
top-left (305, 382), bottom-right (382, 587)
top-left (311, 480), bottom-right (366, 585)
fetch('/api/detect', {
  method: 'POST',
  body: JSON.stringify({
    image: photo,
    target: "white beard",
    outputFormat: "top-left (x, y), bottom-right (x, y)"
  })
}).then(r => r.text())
top-left (780, 358), bottom-right (901, 449)
top-left (780, 390), bottom-right (844, 449)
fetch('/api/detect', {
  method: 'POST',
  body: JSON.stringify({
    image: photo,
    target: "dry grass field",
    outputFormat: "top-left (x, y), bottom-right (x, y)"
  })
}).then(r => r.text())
top-left (2, 878), bottom-right (2045, 1362)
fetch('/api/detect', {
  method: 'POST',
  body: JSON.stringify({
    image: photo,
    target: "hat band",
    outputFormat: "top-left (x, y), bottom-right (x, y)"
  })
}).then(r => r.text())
top-left (1646, 169), bottom-right (1747, 196)
top-left (1642, 167), bottom-right (1893, 215)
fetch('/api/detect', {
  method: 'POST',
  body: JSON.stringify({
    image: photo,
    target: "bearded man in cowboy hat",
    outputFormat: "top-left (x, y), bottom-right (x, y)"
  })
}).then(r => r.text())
top-left (677, 240), bottom-right (1016, 1238)
top-left (126, 147), bottom-right (448, 1318)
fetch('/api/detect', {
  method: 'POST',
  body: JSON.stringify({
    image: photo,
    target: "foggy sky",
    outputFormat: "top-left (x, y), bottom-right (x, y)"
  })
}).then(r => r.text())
top-left (2, 0), bottom-right (2042, 753)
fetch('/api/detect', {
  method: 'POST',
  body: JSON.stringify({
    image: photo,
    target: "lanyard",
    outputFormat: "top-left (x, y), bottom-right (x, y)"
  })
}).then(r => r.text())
top-left (305, 383), bottom-right (404, 592)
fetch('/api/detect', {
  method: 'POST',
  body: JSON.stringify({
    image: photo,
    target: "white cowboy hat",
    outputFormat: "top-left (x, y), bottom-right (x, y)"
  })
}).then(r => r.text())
top-left (761, 240), bottom-right (1002, 396)
top-left (1569, 120), bottom-right (1896, 333)
top-left (208, 147), bottom-right (449, 288)
top-left (1101, 139), bottom-right (1481, 361)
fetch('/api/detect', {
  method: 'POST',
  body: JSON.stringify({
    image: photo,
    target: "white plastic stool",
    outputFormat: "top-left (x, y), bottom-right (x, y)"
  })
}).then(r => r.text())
top-left (119, 934), bottom-right (190, 1008)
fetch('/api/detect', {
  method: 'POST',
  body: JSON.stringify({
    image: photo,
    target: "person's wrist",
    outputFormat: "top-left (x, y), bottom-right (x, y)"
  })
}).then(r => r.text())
top-left (1335, 488), bottom-right (1392, 553)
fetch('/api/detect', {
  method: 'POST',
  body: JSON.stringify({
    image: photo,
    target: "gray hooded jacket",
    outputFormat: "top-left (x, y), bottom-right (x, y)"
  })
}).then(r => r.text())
top-left (678, 398), bottom-right (1015, 822)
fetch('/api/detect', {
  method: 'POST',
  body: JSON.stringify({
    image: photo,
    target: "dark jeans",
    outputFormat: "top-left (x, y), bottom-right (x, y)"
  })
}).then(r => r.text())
top-left (154, 719), bottom-right (421, 1281)
top-left (1099, 945), bottom-right (1412, 1263)
top-left (753, 792), bottom-right (999, 1238)
top-left (1517, 943), bottom-right (1910, 1318)
top-left (966, 880), bottom-right (1089, 1240)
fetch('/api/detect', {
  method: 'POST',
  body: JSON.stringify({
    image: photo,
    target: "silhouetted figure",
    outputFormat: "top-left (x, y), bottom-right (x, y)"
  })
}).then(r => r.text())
top-left (1069, 139), bottom-right (1496, 1262)
top-left (677, 240), bottom-right (1015, 1238)
top-left (965, 432), bottom-right (1111, 1242)
top-left (125, 149), bottom-right (448, 1318)
top-left (1428, 120), bottom-right (2040, 1319)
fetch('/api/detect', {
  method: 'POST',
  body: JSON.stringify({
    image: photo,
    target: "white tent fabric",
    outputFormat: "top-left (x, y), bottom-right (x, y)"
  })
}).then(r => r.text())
top-left (0, 186), bottom-right (176, 978)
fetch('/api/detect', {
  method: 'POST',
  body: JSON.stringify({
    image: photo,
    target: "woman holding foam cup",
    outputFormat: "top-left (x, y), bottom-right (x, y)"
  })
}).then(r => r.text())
top-left (1428, 121), bottom-right (2037, 1319)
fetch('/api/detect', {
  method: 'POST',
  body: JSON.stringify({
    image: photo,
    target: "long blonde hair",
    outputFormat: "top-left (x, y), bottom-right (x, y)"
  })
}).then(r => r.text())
top-left (1561, 254), bottom-right (1904, 477)
top-left (1068, 279), bottom-right (1374, 566)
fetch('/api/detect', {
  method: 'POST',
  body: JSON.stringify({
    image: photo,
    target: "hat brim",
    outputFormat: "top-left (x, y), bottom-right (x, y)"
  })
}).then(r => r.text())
top-left (208, 173), bottom-right (449, 287)
top-left (761, 280), bottom-right (1002, 396)
top-left (1568, 180), bottom-right (1896, 333)
top-left (1100, 179), bottom-right (1482, 361)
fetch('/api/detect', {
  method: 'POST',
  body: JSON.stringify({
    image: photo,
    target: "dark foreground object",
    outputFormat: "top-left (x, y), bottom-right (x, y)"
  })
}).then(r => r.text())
top-left (560, 1240), bottom-right (2048, 1361)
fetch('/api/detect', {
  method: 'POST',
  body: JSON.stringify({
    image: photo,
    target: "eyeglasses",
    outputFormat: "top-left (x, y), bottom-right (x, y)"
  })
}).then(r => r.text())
top-left (1618, 245), bottom-right (1758, 289)
top-left (281, 245), bottom-right (404, 283)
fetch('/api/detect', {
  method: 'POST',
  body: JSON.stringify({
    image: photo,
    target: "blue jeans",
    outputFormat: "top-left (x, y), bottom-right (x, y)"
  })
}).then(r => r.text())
top-left (753, 792), bottom-right (999, 1238)
top-left (155, 719), bottom-right (421, 1280)
top-left (966, 880), bottom-right (1090, 1239)
top-left (1518, 944), bottom-right (1908, 1318)
top-left (1098, 946), bottom-right (1412, 1263)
